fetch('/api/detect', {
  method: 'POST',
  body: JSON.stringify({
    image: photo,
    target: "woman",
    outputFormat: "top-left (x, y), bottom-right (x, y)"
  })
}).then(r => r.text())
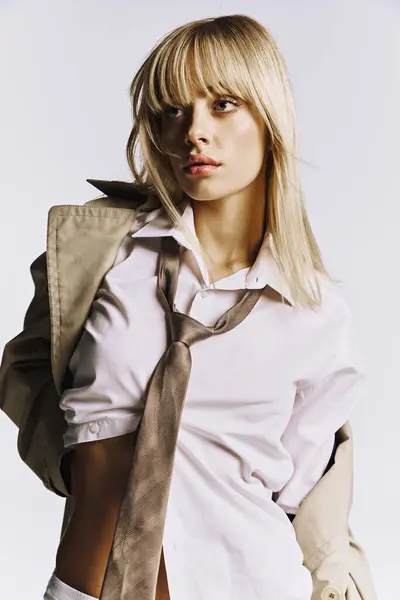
top-left (34, 14), bottom-right (365, 600)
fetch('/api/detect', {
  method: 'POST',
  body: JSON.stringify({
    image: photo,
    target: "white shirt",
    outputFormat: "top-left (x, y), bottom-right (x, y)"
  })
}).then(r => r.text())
top-left (57, 199), bottom-right (366, 600)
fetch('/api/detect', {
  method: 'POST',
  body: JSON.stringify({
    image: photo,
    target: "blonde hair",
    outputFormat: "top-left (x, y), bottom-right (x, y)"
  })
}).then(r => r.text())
top-left (125, 14), bottom-right (337, 308)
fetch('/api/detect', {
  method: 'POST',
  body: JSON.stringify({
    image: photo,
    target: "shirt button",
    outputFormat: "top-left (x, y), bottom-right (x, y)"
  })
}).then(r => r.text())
top-left (321, 586), bottom-right (343, 600)
top-left (200, 290), bottom-right (208, 298)
top-left (89, 422), bottom-right (100, 435)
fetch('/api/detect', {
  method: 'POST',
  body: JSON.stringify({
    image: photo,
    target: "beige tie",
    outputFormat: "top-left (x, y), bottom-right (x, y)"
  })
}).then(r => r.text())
top-left (100, 235), bottom-right (267, 600)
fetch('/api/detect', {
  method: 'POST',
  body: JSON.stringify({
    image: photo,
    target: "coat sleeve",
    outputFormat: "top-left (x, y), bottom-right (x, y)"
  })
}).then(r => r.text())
top-left (305, 523), bottom-right (379, 600)
top-left (0, 252), bottom-right (70, 497)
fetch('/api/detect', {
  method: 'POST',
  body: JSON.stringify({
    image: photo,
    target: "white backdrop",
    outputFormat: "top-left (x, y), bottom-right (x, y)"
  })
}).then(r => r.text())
top-left (0, 1), bottom-right (399, 598)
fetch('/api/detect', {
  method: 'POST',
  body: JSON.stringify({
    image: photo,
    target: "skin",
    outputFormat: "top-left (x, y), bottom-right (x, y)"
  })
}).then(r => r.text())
top-left (160, 91), bottom-right (269, 282)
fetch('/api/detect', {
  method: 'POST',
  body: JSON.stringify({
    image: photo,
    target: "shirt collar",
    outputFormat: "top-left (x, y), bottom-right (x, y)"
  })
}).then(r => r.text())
top-left (131, 199), bottom-right (293, 306)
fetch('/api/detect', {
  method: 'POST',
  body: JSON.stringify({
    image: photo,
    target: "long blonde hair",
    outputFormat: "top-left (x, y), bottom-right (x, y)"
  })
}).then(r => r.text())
top-left (125, 14), bottom-right (336, 308)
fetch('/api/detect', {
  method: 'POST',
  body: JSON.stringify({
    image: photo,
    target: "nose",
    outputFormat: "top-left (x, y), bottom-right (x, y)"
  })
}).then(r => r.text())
top-left (184, 103), bottom-right (210, 147)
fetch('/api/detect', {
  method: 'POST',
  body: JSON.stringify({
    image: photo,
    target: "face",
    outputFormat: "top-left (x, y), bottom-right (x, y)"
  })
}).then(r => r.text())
top-left (159, 91), bottom-right (268, 202)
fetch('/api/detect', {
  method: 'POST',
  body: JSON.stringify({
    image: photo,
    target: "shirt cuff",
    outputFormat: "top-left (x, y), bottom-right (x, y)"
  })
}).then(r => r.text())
top-left (63, 414), bottom-right (141, 448)
top-left (43, 572), bottom-right (99, 600)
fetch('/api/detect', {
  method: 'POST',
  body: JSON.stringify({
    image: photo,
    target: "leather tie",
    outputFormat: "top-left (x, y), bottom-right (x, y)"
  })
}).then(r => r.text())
top-left (100, 235), bottom-right (267, 600)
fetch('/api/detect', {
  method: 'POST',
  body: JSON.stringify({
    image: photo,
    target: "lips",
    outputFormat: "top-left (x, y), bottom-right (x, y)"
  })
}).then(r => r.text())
top-left (183, 154), bottom-right (221, 168)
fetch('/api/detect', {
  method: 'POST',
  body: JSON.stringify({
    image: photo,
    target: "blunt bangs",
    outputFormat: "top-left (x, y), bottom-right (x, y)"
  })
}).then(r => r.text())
top-left (144, 21), bottom-right (262, 114)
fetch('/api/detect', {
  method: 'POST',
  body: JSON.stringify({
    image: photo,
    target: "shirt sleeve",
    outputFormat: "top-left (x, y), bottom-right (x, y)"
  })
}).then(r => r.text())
top-left (58, 236), bottom-right (146, 449)
top-left (59, 319), bottom-right (144, 449)
top-left (274, 294), bottom-right (366, 516)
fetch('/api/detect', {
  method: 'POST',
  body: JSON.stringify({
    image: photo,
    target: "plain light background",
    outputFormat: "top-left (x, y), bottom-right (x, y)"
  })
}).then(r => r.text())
top-left (0, 0), bottom-right (398, 598)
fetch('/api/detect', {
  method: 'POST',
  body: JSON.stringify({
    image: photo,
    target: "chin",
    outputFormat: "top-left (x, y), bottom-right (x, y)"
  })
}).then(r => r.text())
top-left (181, 183), bottom-right (236, 203)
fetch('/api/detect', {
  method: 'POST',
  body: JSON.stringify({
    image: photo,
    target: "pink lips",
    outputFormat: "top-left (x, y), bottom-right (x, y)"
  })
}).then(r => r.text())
top-left (183, 153), bottom-right (221, 176)
top-left (185, 164), bottom-right (219, 176)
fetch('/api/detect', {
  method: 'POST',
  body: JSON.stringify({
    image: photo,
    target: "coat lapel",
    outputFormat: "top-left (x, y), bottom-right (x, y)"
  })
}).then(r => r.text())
top-left (46, 184), bottom-right (147, 395)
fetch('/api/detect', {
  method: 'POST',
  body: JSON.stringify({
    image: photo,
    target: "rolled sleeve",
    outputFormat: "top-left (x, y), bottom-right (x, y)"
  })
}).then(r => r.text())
top-left (275, 299), bottom-right (366, 515)
top-left (62, 414), bottom-right (142, 448)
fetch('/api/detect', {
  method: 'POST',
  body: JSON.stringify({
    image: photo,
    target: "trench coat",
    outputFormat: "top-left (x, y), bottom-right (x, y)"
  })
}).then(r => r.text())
top-left (0, 179), bottom-right (378, 600)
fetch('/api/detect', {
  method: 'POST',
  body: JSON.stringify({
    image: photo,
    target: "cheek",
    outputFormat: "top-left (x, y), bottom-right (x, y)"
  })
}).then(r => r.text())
top-left (242, 118), bottom-right (265, 148)
top-left (160, 126), bottom-right (181, 168)
top-left (160, 119), bottom-right (184, 150)
top-left (226, 121), bottom-right (266, 171)
top-left (160, 126), bottom-right (174, 152)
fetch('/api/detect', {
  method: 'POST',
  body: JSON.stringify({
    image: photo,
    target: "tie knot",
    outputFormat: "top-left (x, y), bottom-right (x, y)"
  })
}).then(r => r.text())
top-left (169, 311), bottom-right (213, 347)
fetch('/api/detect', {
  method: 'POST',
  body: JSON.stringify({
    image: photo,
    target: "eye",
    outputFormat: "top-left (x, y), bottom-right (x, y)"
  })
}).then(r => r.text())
top-left (163, 105), bottom-right (184, 119)
top-left (213, 97), bottom-right (240, 112)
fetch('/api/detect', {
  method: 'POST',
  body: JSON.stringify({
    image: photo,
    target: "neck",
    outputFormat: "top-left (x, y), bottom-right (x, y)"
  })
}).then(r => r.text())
top-left (190, 175), bottom-right (267, 281)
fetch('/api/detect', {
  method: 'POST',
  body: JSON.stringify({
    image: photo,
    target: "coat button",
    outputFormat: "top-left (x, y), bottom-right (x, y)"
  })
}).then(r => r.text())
top-left (321, 586), bottom-right (343, 600)
top-left (89, 422), bottom-right (100, 435)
